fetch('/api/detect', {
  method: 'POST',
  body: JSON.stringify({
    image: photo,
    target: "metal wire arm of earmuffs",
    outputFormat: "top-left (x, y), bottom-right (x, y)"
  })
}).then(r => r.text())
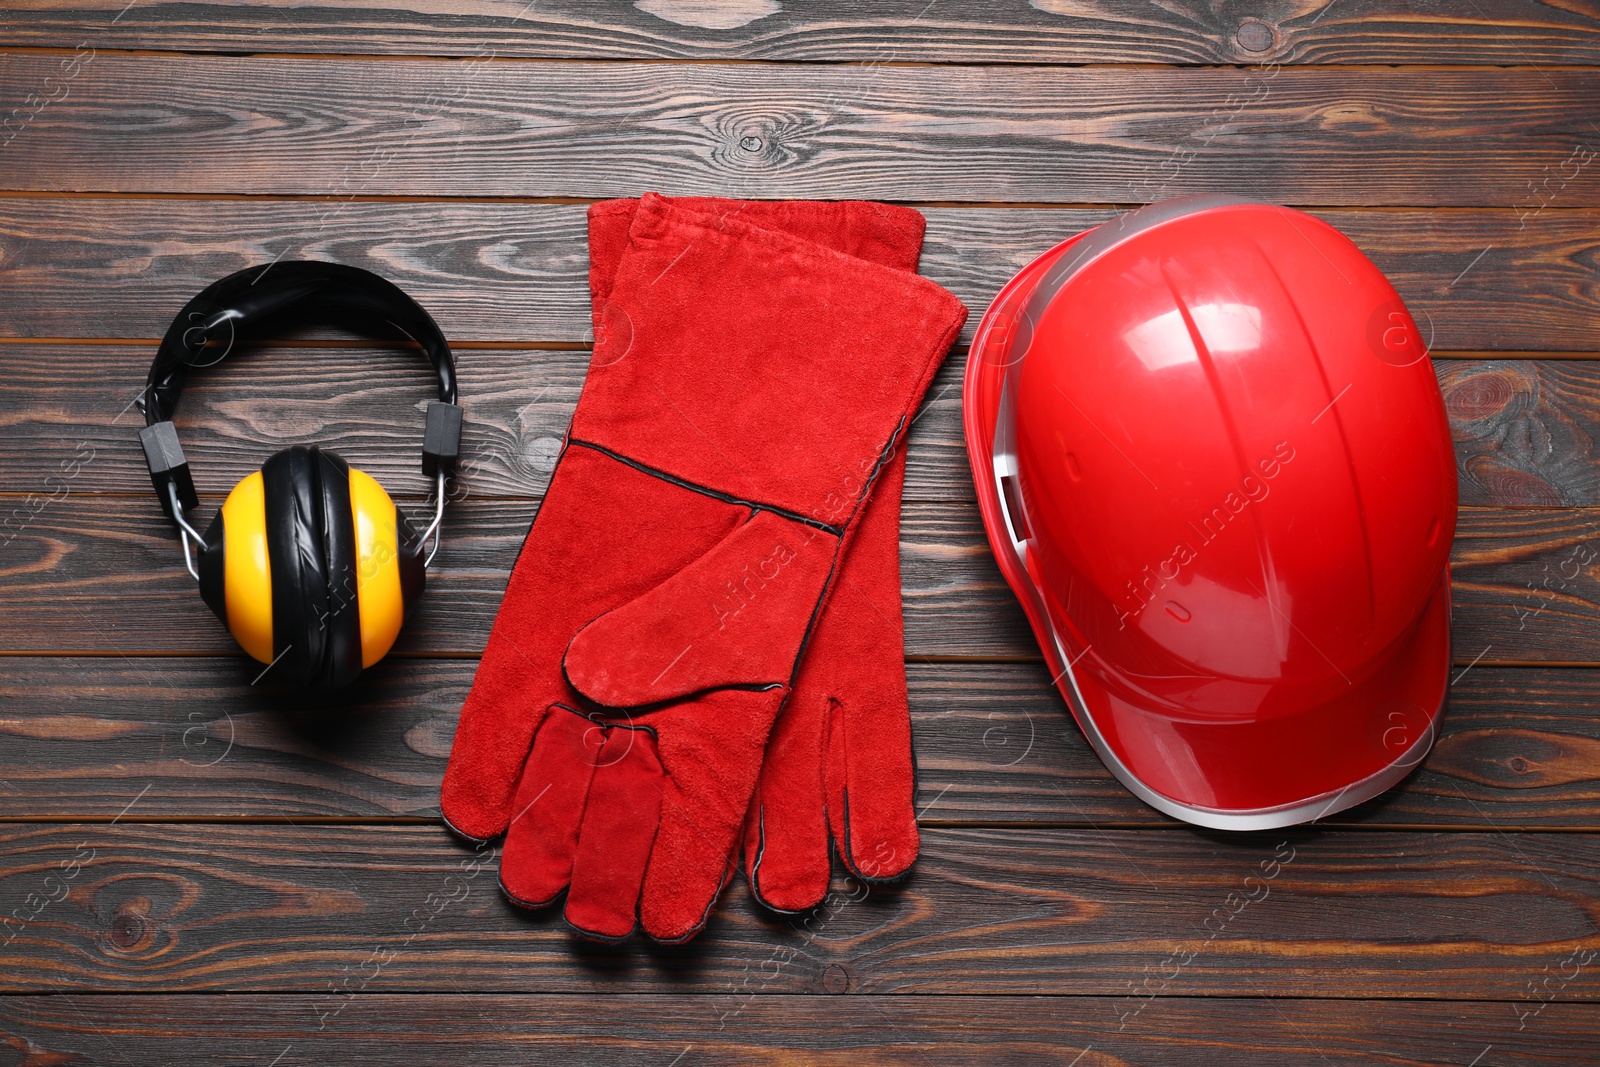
top-left (137, 261), bottom-right (464, 578)
top-left (157, 443), bottom-right (452, 578)
top-left (420, 471), bottom-right (447, 567)
top-left (166, 480), bottom-right (207, 580)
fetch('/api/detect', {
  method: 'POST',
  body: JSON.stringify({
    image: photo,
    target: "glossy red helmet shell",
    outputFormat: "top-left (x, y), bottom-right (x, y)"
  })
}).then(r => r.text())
top-left (964, 196), bottom-right (1457, 830)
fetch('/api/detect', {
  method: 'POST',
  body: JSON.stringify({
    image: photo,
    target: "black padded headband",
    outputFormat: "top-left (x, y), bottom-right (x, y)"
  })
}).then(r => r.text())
top-left (143, 260), bottom-right (457, 423)
top-left (139, 261), bottom-right (462, 521)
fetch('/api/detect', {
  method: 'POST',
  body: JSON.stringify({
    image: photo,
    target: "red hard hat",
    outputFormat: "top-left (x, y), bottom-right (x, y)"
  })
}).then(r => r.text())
top-left (964, 196), bottom-right (1457, 830)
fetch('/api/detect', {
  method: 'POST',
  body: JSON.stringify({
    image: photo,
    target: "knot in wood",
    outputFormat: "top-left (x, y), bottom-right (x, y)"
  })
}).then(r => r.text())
top-left (1235, 19), bottom-right (1276, 54)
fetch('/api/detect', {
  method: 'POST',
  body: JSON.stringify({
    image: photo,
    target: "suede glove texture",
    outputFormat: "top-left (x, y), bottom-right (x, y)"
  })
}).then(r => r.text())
top-left (441, 193), bottom-right (966, 941)
top-left (589, 196), bottom-right (931, 914)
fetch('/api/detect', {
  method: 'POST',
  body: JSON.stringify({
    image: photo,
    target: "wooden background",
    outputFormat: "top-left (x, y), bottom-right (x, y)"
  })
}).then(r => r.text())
top-left (3, 2), bottom-right (1600, 1063)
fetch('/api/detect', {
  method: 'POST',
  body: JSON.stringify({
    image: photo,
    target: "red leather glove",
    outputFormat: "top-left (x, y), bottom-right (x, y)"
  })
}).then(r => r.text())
top-left (589, 197), bottom-right (926, 914)
top-left (442, 194), bottom-right (966, 941)
top-left (741, 445), bottom-right (921, 911)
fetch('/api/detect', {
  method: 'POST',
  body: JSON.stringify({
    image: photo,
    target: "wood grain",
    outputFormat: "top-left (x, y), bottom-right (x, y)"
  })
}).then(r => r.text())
top-left (1451, 508), bottom-right (1600, 662)
top-left (4, 56), bottom-right (1599, 205)
top-left (2, 657), bottom-right (1599, 831)
top-left (2, 2), bottom-right (1598, 1035)
top-left (2, 822), bottom-right (1598, 996)
top-left (1, 993), bottom-right (1596, 1066)
top-left (7, 0), bottom-right (1600, 66)
top-left (0, 496), bottom-right (1034, 657)
top-left (1444, 360), bottom-right (1600, 507)
top-left (0, 498), bottom-right (1595, 660)
top-left (11, 345), bottom-right (1600, 507)
top-left (2, 199), bottom-right (1599, 350)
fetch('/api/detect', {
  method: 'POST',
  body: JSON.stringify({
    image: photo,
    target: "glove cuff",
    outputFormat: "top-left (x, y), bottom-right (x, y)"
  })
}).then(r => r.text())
top-left (571, 193), bottom-right (967, 528)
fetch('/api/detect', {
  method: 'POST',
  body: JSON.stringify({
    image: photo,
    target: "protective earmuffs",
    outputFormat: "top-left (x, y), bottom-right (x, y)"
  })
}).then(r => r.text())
top-left (138, 261), bottom-right (463, 688)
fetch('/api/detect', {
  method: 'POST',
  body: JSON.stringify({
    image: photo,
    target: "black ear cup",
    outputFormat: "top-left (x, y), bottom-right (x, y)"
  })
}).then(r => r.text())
top-left (198, 447), bottom-right (427, 688)
top-left (262, 445), bottom-right (364, 688)
top-left (394, 502), bottom-right (427, 613)
top-left (198, 511), bottom-right (227, 626)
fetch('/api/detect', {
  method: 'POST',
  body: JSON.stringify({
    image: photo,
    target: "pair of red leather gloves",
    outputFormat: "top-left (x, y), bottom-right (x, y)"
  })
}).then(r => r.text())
top-left (440, 193), bottom-right (966, 941)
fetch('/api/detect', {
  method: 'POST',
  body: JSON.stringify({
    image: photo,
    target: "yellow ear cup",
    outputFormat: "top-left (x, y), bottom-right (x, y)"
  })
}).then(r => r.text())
top-left (220, 470), bottom-right (274, 664)
top-left (348, 467), bottom-right (406, 668)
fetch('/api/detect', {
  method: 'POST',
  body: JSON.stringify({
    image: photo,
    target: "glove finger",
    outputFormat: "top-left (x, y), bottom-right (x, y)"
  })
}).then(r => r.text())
top-left (821, 451), bottom-right (919, 883)
top-left (439, 670), bottom-right (548, 842)
top-left (499, 705), bottom-right (603, 909)
top-left (640, 688), bottom-right (786, 942)
top-left (828, 690), bottom-right (920, 882)
top-left (744, 691), bottom-right (831, 914)
top-left (564, 724), bottom-right (663, 941)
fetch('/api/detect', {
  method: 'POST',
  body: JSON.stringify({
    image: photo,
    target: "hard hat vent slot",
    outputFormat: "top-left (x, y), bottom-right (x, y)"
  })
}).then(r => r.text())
top-left (1000, 474), bottom-right (1032, 542)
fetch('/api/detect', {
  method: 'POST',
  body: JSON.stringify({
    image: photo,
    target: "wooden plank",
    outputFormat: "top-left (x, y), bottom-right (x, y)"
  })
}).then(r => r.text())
top-left (0, 498), bottom-right (1595, 660)
top-left (1445, 360), bottom-right (1600, 507)
top-left (1451, 508), bottom-right (1600, 663)
top-left (2, 657), bottom-right (1598, 831)
top-left (3, 199), bottom-right (1599, 350)
top-left (8, 345), bottom-right (1600, 508)
top-left (7, 0), bottom-right (1600, 66)
top-left (1, 994), bottom-right (1595, 1066)
top-left (2, 822), bottom-right (1597, 996)
top-left (0, 341), bottom-right (588, 505)
top-left (4, 56), bottom-right (1599, 205)
top-left (0, 496), bottom-right (1032, 657)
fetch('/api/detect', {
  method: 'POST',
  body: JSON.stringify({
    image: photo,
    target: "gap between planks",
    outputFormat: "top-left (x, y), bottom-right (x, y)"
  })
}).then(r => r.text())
top-left (6, 190), bottom-right (1600, 216)
top-left (0, 338), bottom-right (1587, 361)
top-left (2, 816), bottom-right (1597, 833)
top-left (7, 45), bottom-right (1600, 73)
